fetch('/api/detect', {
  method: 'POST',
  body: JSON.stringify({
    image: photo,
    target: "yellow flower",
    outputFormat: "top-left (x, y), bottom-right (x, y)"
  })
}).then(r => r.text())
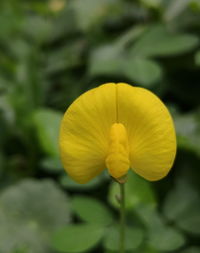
top-left (59, 83), bottom-right (176, 184)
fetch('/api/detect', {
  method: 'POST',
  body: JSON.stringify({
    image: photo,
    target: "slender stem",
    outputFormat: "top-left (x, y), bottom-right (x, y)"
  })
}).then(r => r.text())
top-left (119, 183), bottom-right (125, 253)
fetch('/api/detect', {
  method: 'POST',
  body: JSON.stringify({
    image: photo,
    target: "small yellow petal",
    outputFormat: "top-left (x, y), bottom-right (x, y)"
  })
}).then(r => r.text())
top-left (106, 123), bottom-right (130, 179)
top-left (117, 83), bottom-right (176, 181)
top-left (59, 83), bottom-right (116, 183)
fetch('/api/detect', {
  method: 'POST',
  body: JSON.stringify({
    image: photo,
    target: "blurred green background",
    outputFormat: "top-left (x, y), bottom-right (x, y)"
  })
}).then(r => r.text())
top-left (0, 0), bottom-right (200, 252)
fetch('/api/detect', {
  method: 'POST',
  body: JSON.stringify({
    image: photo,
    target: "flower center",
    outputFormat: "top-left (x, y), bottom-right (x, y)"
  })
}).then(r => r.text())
top-left (106, 123), bottom-right (130, 180)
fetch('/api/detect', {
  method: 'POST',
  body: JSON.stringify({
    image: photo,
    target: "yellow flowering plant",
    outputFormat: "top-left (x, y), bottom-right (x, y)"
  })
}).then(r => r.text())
top-left (59, 82), bottom-right (176, 253)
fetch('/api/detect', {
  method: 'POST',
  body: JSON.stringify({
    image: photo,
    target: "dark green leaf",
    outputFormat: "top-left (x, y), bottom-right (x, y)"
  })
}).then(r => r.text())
top-left (195, 50), bottom-right (200, 66)
top-left (46, 42), bottom-right (83, 74)
top-left (181, 247), bottom-right (200, 253)
top-left (178, 210), bottom-right (200, 235)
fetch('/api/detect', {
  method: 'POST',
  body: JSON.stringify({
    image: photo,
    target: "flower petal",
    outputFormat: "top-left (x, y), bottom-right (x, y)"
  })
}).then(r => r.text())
top-left (117, 83), bottom-right (176, 181)
top-left (59, 83), bottom-right (116, 183)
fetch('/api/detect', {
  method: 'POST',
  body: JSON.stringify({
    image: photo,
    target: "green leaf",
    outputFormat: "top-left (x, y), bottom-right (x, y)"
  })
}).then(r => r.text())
top-left (50, 8), bottom-right (77, 41)
top-left (134, 205), bottom-right (163, 229)
top-left (0, 179), bottom-right (70, 253)
top-left (89, 45), bottom-right (123, 76)
top-left (174, 112), bottom-right (200, 156)
top-left (164, 0), bottom-right (190, 21)
top-left (22, 16), bottom-right (52, 44)
top-left (148, 226), bottom-right (185, 251)
top-left (52, 224), bottom-right (104, 253)
top-left (9, 39), bottom-right (31, 60)
top-left (33, 108), bottom-right (62, 158)
top-left (115, 25), bottom-right (147, 49)
top-left (178, 210), bottom-right (200, 235)
top-left (130, 25), bottom-right (199, 57)
top-left (123, 57), bottom-right (162, 86)
top-left (46, 42), bottom-right (83, 74)
top-left (72, 196), bottom-right (113, 225)
top-left (163, 180), bottom-right (200, 235)
top-left (89, 40), bottom-right (163, 88)
top-left (163, 180), bottom-right (198, 221)
top-left (135, 205), bottom-right (185, 251)
top-left (89, 26), bottom-right (146, 77)
top-left (104, 226), bottom-right (144, 251)
top-left (71, 0), bottom-right (115, 30)
top-left (108, 171), bottom-right (156, 210)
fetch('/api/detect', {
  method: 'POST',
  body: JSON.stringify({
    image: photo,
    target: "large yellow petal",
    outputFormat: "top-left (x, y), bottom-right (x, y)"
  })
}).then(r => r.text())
top-left (59, 83), bottom-right (116, 183)
top-left (117, 83), bottom-right (176, 181)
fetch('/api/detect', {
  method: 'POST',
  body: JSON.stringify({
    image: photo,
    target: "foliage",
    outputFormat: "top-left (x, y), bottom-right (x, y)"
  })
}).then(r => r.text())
top-left (0, 0), bottom-right (200, 252)
top-left (0, 179), bottom-right (70, 253)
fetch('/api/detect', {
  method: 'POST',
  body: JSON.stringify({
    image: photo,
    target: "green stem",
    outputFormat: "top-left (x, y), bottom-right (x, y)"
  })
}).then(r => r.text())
top-left (119, 183), bottom-right (125, 253)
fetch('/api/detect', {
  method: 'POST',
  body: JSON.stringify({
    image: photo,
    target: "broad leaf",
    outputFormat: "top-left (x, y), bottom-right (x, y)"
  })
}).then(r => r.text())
top-left (52, 224), bottom-right (104, 253)
top-left (136, 204), bottom-right (185, 251)
top-left (163, 179), bottom-right (200, 235)
top-left (33, 108), bottom-right (62, 158)
top-left (0, 179), bottom-right (71, 253)
top-left (163, 180), bottom-right (198, 221)
top-left (72, 196), bottom-right (113, 225)
top-left (104, 226), bottom-right (144, 251)
top-left (174, 112), bottom-right (200, 156)
top-left (148, 226), bottom-right (185, 251)
top-left (130, 25), bottom-right (198, 57)
top-left (109, 171), bottom-right (156, 210)
top-left (123, 57), bottom-right (162, 86)
top-left (164, 0), bottom-right (190, 21)
top-left (22, 16), bottom-right (52, 44)
top-left (89, 45), bottom-right (123, 76)
top-left (71, 0), bottom-right (115, 30)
